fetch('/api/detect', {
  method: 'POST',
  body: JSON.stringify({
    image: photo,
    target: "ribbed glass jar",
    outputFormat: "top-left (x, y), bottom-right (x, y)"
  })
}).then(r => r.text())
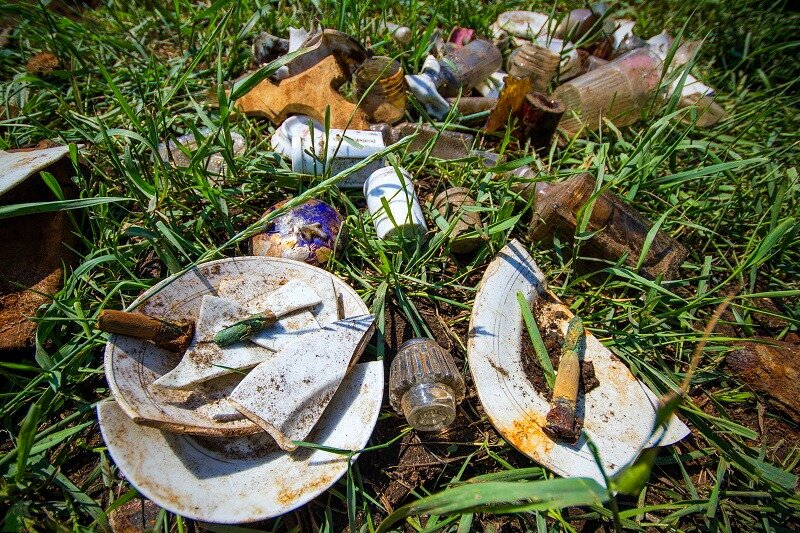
top-left (389, 338), bottom-right (466, 432)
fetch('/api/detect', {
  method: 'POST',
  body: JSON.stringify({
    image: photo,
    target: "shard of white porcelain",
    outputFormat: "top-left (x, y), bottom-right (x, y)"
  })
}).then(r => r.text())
top-left (151, 295), bottom-right (273, 390)
top-left (249, 310), bottom-right (321, 351)
top-left (229, 314), bottom-right (375, 452)
top-left (467, 239), bottom-right (690, 485)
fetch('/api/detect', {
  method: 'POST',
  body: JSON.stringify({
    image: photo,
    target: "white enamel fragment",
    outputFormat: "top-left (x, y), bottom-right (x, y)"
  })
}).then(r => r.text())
top-left (229, 314), bottom-right (375, 451)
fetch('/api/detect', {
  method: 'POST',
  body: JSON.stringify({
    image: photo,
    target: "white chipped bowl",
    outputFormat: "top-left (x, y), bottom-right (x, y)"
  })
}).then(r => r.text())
top-left (104, 256), bottom-right (372, 436)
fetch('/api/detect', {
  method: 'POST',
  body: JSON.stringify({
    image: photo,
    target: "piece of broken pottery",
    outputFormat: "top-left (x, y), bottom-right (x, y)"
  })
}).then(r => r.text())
top-left (98, 360), bottom-right (384, 523)
top-left (105, 257), bottom-right (371, 437)
top-left (152, 280), bottom-right (322, 390)
top-left (230, 314), bottom-right (375, 451)
top-left (467, 239), bottom-right (690, 484)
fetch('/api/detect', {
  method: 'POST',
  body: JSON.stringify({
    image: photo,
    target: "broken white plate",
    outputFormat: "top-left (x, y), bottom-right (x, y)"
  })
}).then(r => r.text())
top-left (105, 256), bottom-right (371, 437)
top-left (98, 360), bottom-right (383, 524)
top-left (467, 240), bottom-right (689, 484)
top-left (230, 315), bottom-right (375, 451)
top-left (0, 145), bottom-right (72, 196)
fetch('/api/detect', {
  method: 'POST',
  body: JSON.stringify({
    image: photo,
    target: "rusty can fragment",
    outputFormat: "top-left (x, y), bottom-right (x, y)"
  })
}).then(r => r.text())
top-left (530, 173), bottom-right (688, 279)
top-left (353, 56), bottom-right (407, 124)
top-left (726, 340), bottom-right (800, 424)
top-left (389, 338), bottom-right (466, 432)
top-left (517, 92), bottom-right (566, 151)
top-left (433, 187), bottom-right (484, 253)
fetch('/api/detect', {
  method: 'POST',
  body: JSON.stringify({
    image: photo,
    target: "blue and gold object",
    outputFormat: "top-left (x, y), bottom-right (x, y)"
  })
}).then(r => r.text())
top-left (249, 199), bottom-right (343, 266)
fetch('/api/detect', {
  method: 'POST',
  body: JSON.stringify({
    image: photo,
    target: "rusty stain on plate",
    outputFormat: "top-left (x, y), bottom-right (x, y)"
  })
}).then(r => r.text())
top-left (98, 360), bottom-right (383, 524)
top-left (467, 240), bottom-right (689, 483)
top-left (104, 256), bottom-right (373, 437)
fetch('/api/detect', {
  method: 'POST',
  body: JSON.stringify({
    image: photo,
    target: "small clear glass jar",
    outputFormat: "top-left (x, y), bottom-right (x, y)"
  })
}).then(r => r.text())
top-left (389, 338), bottom-right (466, 432)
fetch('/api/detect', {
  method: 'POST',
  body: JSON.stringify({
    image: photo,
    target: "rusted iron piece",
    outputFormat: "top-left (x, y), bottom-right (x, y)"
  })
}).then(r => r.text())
top-left (467, 240), bottom-right (689, 483)
top-left (229, 315), bottom-right (375, 451)
top-left (105, 256), bottom-right (371, 437)
top-left (581, 360), bottom-right (600, 392)
top-left (97, 310), bottom-right (194, 353)
top-left (0, 144), bottom-right (80, 351)
top-left (231, 55), bottom-right (370, 130)
top-left (517, 92), bottom-right (566, 151)
top-left (26, 51), bottom-right (61, 76)
top-left (726, 340), bottom-right (800, 423)
top-left (484, 75), bottom-right (532, 133)
top-left (98, 360), bottom-right (384, 523)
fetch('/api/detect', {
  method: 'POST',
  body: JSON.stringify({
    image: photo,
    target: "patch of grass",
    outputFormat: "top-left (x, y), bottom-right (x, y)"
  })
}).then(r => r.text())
top-left (1, 0), bottom-right (799, 530)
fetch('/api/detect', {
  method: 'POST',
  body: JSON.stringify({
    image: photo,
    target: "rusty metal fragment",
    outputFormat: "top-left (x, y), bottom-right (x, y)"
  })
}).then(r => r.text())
top-left (231, 55), bottom-right (370, 130)
top-left (726, 340), bottom-right (800, 423)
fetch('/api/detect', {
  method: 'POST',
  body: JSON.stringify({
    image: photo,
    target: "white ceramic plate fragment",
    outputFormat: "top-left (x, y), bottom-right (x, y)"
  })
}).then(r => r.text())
top-left (98, 360), bottom-right (384, 524)
top-left (105, 256), bottom-right (372, 436)
top-left (468, 240), bottom-right (689, 484)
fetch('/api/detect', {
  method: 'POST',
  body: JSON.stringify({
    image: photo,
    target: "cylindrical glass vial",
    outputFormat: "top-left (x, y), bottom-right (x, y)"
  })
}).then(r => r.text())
top-left (389, 338), bottom-right (466, 432)
top-left (530, 173), bottom-right (688, 279)
top-left (353, 57), bottom-right (407, 124)
top-left (553, 47), bottom-right (663, 134)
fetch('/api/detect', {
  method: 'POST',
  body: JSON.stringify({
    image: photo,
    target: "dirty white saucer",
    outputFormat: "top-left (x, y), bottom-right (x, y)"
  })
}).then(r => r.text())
top-left (98, 360), bottom-right (383, 524)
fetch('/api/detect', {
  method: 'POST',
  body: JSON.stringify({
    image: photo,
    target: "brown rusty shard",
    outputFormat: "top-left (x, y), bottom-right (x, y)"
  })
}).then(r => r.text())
top-left (726, 340), bottom-right (800, 423)
top-left (231, 55), bottom-right (370, 130)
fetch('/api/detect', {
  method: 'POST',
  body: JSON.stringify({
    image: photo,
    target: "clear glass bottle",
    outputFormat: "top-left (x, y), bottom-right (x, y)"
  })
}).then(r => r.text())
top-left (389, 338), bottom-right (466, 432)
top-left (530, 173), bottom-right (688, 279)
